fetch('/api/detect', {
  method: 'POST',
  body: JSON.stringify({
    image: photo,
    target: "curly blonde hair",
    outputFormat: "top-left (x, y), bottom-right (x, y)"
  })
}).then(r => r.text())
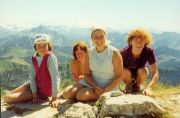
top-left (127, 28), bottom-right (152, 46)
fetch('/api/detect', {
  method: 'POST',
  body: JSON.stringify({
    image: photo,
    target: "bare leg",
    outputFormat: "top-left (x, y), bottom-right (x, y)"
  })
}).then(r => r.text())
top-left (3, 86), bottom-right (32, 104)
top-left (136, 67), bottom-right (149, 87)
top-left (10, 83), bottom-right (29, 94)
top-left (50, 83), bottom-right (84, 108)
top-left (122, 68), bottom-right (135, 93)
top-left (122, 68), bottom-right (132, 85)
top-left (63, 83), bottom-right (84, 100)
top-left (76, 87), bottom-right (99, 102)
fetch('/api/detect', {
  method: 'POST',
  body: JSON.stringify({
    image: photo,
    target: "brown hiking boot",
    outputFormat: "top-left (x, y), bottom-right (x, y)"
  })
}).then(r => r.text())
top-left (132, 84), bottom-right (144, 94)
top-left (125, 78), bottom-right (136, 94)
top-left (125, 83), bottom-right (143, 94)
top-left (125, 83), bottom-right (133, 94)
top-left (132, 85), bottom-right (140, 94)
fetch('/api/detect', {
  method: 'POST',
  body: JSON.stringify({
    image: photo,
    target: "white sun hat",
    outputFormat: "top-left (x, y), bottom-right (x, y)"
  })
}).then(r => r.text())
top-left (34, 34), bottom-right (51, 44)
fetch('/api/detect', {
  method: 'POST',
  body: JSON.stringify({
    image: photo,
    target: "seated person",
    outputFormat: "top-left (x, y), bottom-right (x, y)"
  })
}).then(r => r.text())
top-left (3, 34), bottom-right (60, 105)
top-left (50, 41), bottom-right (91, 108)
top-left (63, 41), bottom-right (92, 100)
top-left (75, 28), bottom-right (124, 102)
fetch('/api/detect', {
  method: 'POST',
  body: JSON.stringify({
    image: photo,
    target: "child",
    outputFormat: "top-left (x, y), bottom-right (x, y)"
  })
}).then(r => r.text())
top-left (3, 34), bottom-right (60, 105)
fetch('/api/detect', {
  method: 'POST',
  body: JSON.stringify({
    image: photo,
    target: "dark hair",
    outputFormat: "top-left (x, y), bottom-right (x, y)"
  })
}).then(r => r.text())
top-left (73, 41), bottom-right (87, 59)
top-left (91, 28), bottom-right (106, 39)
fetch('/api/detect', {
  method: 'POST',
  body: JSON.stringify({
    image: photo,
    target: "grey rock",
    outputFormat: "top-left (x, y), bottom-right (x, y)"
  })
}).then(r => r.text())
top-left (58, 102), bottom-right (96, 118)
top-left (97, 92), bottom-right (166, 118)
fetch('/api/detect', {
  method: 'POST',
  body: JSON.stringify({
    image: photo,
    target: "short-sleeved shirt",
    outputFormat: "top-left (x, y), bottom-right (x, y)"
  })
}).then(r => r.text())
top-left (120, 46), bottom-right (156, 78)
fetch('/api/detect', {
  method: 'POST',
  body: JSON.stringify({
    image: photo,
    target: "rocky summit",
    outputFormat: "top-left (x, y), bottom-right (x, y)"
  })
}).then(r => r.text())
top-left (1, 92), bottom-right (176, 118)
top-left (96, 91), bottom-right (166, 118)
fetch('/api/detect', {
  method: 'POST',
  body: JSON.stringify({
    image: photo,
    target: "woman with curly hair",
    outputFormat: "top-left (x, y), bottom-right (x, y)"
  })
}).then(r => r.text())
top-left (121, 28), bottom-right (159, 96)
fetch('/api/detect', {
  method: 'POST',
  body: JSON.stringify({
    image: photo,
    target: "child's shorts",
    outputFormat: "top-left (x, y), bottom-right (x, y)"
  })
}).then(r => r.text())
top-left (79, 80), bottom-right (93, 88)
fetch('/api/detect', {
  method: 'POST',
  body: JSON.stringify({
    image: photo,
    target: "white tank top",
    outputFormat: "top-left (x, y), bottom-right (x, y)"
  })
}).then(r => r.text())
top-left (88, 45), bottom-right (118, 87)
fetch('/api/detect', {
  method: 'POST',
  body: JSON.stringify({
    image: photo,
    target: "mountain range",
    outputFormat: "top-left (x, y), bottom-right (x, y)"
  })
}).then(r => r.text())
top-left (0, 25), bottom-right (180, 88)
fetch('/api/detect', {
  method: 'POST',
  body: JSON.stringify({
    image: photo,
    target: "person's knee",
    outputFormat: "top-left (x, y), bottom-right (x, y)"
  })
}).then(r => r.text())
top-left (76, 90), bottom-right (86, 101)
top-left (137, 67), bottom-right (149, 77)
top-left (76, 89), bottom-right (98, 102)
top-left (63, 86), bottom-right (78, 99)
top-left (76, 89), bottom-right (93, 102)
top-left (63, 85), bottom-right (72, 98)
top-left (123, 68), bottom-right (132, 84)
top-left (63, 90), bottom-right (71, 99)
top-left (137, 68), bottom-right (149, 85)
top-left (74, 83), bottom-right (84, 90)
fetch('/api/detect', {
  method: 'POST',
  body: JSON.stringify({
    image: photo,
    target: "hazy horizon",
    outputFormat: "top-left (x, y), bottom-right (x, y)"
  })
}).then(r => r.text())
top-left (0, 0), bottom-right (180, 32)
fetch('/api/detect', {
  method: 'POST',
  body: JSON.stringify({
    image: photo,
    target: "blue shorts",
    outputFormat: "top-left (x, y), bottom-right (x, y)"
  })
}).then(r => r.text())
top-left (78, 80), bottom-right (93, 88)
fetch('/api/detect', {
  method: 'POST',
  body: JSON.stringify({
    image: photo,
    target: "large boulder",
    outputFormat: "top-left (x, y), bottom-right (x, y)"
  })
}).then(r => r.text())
top-left (96, 91), bottom-right (167, 118)
top-left (57, 102), bottom-right (96, 118)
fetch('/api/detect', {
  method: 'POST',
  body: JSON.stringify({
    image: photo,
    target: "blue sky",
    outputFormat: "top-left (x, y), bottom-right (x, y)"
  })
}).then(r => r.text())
top-left (0, 0), bottom-right (180, 32)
